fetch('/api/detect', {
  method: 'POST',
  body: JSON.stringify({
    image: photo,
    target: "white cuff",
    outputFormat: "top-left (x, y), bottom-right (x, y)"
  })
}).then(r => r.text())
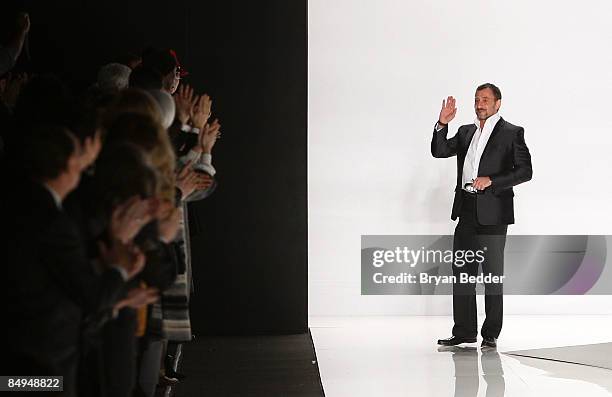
top-left (197, 153), bottom-right (216, 176)
top-left (183, 149), bottom-right (201, 163)
top-left (435, 122), bottom-right (446, 132)
top-left (201, 153), bottom-right (212, 165)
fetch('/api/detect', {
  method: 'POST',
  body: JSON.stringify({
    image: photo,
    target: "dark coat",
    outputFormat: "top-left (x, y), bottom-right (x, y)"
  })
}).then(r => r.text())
top-left (431, 117), bottom-right (533, 225)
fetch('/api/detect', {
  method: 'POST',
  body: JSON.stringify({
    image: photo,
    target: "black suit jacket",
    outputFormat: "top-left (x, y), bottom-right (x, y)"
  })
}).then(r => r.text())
top-left (1, 181), bottom-right (125, 392)
top-left (431, 117), bottom-right (532, 225)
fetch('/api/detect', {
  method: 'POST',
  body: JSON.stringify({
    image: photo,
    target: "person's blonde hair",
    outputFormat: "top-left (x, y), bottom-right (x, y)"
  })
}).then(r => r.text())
top-left (105, 88), bottom-right (163, 126)
top-left (103, 112), bottom-right (176, 202)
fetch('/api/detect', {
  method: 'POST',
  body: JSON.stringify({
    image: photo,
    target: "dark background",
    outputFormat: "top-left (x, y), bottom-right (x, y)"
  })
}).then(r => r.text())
top-left (3, 0), bottom-right (308, 335)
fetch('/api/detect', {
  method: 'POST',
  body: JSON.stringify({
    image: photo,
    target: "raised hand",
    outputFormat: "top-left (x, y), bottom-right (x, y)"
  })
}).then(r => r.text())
top-left (98, 240), bottom-right (146, 280)
top-left (198, 118), bottom-right (221, 154)
top-left (438, 96), bottom-right (457, 125)
top-left (174, 84), bottom-right (196, 125)
top-left (191, 94), bottom-right (212, 130)
top-left (17, 13), bottom-right (31, 35)
top-left (109, 196), bottom-right (156, 243)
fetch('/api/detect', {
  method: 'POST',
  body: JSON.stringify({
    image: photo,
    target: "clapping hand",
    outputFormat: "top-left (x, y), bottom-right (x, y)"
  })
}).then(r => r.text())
top-left (98, 239), bottom-right (146, 280)
top-left (176, 160), bottom-right (213, 198)
top-left (122, 285), bottom-right (159, 309)
top-left (110, 196), bottom-right (156, 244)
top-left (191, 94), bottom-right (212, 130)
top-left (174, 84), bottom-right (197, 125)
top-left (198, 118), bottom-right (221, 154)
top-left (113, 284), bottom-right (159, 313)
top-left (16, 12), bottom-right (31, 35)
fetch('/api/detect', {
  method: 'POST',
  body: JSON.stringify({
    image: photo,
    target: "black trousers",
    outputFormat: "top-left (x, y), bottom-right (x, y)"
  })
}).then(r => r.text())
top-left (452, 192), bottom-right (507, 339)
top-left (102, 308), bottom-right (137, 397)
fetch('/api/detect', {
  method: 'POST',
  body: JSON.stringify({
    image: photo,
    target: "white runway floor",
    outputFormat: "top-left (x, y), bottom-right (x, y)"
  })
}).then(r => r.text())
top-left (310, 315), bottom-right (612, 397)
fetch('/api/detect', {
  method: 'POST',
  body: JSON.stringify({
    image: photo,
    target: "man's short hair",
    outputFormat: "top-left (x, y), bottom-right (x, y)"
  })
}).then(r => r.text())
top-left (476, 83), bottom-right (502, 101)
top-left (23, 125), bottom-right (77, 180)
top-left (94, 142), bottom-right (159, 207)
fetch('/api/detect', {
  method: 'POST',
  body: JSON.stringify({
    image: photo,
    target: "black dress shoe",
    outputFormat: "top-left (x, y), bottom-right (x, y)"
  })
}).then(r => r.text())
top-left (481, 336), bottom-right (497, 348)
top-left (165, 369), bottom-right (186, 380)
top-left (158, 375), bottom-right (180, 387)
top-left (437, 336), bottom-right (477, 346)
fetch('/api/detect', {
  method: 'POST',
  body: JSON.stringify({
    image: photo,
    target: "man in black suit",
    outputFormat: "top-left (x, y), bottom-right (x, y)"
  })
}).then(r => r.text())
top-left (1, 126), bottom-right (146, 396)
top-left (431, 83), bottom-right (532, 348)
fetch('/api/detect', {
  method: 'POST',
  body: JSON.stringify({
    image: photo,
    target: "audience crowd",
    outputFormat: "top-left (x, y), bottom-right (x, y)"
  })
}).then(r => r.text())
top-left (0, 13), bottom-right (221, 396)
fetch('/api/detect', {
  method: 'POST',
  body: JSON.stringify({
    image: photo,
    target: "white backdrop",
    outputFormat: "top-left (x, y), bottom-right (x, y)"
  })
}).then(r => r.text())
top-left (308, 0), bottom-right (612, 317)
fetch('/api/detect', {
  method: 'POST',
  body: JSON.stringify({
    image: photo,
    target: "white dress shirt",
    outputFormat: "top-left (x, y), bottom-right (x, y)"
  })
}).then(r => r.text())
top-left (462, 112), bottom-right (501, 192)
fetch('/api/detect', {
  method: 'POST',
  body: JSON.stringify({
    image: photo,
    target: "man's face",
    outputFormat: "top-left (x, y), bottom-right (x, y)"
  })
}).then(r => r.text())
top-left (163, 66), bottom-right (180, 94)
top-left (65, 138), bottom-right (84, 192)
top-left (66, 155), bottom-right (82, 192)
top-left (474, 88), bottom-right (501, 121)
